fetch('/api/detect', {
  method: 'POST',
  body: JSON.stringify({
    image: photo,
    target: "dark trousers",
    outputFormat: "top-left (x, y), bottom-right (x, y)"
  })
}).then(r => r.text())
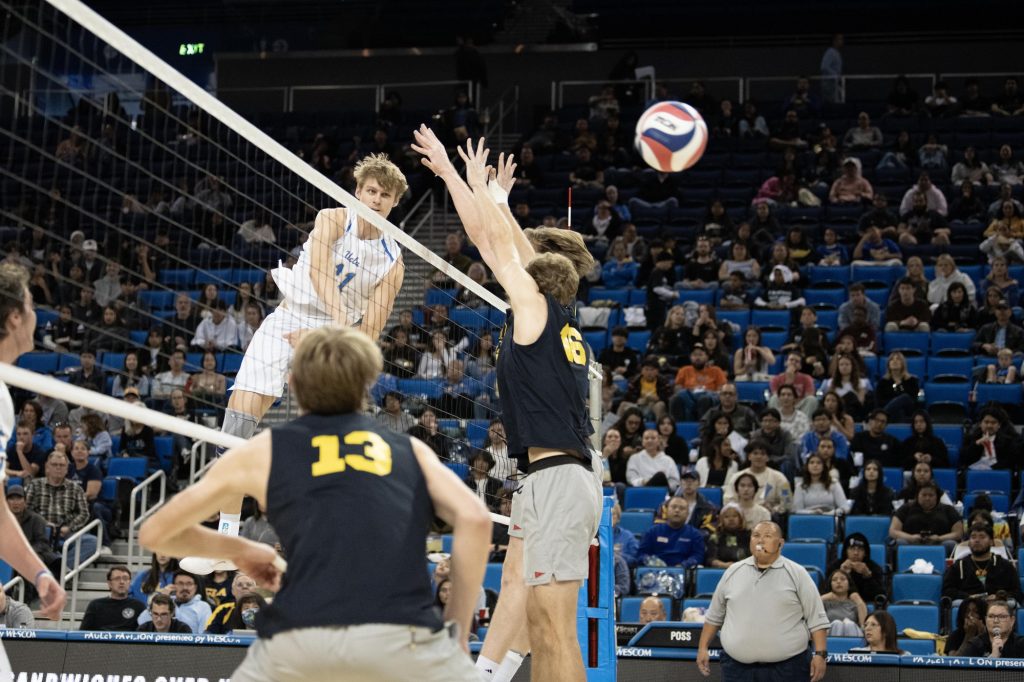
top-left (720, 649), bottom-right (810, 682)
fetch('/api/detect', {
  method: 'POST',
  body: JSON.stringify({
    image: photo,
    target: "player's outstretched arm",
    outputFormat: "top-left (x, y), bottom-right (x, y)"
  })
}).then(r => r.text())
top-left (359, 257), bottom-right (404, 342)
top-left (411, 437), bottom-right (490, 651)
top-left (491, 150), bottom-right (537, 265)
top-left (308, 208), bottom-right (352, 328)
top-left (0, 494), bottom-right (66, 619)
top-left (139, 433), bottom-right (281, 587)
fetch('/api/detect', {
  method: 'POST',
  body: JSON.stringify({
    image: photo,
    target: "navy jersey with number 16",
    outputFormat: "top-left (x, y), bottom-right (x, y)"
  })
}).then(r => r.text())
top-left (495, 293), bottom-right (592, 465)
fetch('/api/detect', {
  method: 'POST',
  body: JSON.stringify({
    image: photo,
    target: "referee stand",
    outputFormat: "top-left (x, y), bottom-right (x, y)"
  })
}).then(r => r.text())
top-left (580, 495), bottom-right (616, 682)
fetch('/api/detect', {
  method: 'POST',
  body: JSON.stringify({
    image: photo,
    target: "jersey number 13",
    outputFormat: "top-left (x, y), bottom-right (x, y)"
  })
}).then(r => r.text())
top-left (311, 431), bottom-right (392, 478)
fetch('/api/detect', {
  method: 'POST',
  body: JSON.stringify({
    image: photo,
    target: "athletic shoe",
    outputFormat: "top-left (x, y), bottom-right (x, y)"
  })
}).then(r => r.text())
top-left (180, 557), bottom-right (237, 575)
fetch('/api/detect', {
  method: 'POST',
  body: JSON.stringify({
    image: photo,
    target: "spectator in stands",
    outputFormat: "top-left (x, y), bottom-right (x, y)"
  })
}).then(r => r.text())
top-left (918, 133), bottom-right (949, 174)
top-left (885, 76), bottom-right (919, 117)
top-left (617, 357), bottom-right (671, 423)
top-left (569, 146), bottom-right (604, 190)
top-left (775, 384), bottom-right (810, 443)
top-left (754, 265), bottom-right (805, 311)
top-left (730, 472), bottom-right (772, 530)
top-left (782, 76), bottom-right (821, 118)
top-left (769, 352), bottom-right (818, 416)
top-left (973, 300), bottom-right (1024, 357)
top-left (236, 302), bottom-right (263, 351)
top-left (416, 330), bottom-right (459, 380)
top-left (818, 390), bottom-right (855, 444)
top-left (192, 299), bottom-right (239, 352)
top-left (646, 305), bottom-right (689, 371)
top-left (80, 412), bottom-right (112, 463)
top-left (929, 255), bottom-right (976, 307)
top-left (800, 409), bottom-right (851, 463)
top-left (162, 294), bottom-right (200, 350)
top-left (383, 328), bottom-right (420, 379)
top-left (407, 407), bottom-right (450, 461)
top-left (981, 220), bottom-right (1024, 264)
top-left (712, 98), bottom-right (739, 137)
top-left (376, 391), bottom-right (415, 434)
top-left (138, 571), bottom-right (211, 634)
top-left (0, 588), bottom-right (33, 629)
top-left (5, 421), bottom-right (46, 479)
top-left (42, 304), bottom-right (82, 353)
top-left (959, 600), bottom-right (1024, 658)
top-left (717, 241), bottom-right (760, 285)
top-left (630, 171), bottom-right (679, 213)
top-left (819, 353), bottom-right (872, 421)
top-left (848, 460), bottom-right (895, 517)
top-left (897, 461), bottom-right (954, 506)
top-left (129, 552), bottom-right (177, 604)
top-left (610, 503), bottom-right (639, 569)
top-left (6, 484), bottom-right (60, 583)
top-left (626, 428), bottom-right (680, 492)
top-left (951, 146), bottom-right (994, 188)
top-left (121, 386), bottom-right (159, 464)
top-left (849, 411), bottom-right (900, 471)
top-left (872, 353), bottom-right (919, 424)
top-left (637, 596), bottom-right (667, 624)
top-left (695, 434), bottom-right (739, 489)
top-left (598, 328), bottom-right (639, 382)
top-left (725, 440), bottom-right (793, 515)
top-left (842, 113), bottom-right (883, 151)
top-left (463, 450), bottom-right (502, 513)
top-left (827, 158), bottom-right (876, 204)
top-left (732, 327), bottom-right (775, 382)
top-left (985, 197), bottom-right (1024, 238)
top-left (110, 351), bottom-right (151, 400)
top-left (674, 469), bottom-right (718, 527)
top-left (68, 437), bottom-right (113, 544)
top-left (947, 597), bottom-right (989, 655)
top-left (137, 593), bottom-right (191, 633)
top-left (92, 260), bottom-right (122, 308)
top-left (992, 145), bottom-right (1024, 188)
top-left (983, 347), bottom-right (1019, 384)
top-left (152, 349), bottom-right (190, 400)
top-left (988, 184), bottom-right (1024, 222)
top-left (433, 359), bottom-right (478, 420)
top-left (793, 451), bottom-right (847, 515)
top-left (890, 481), bottom-right (962, 553)
top-left (769, 109), bottom-right (808, 150)
top-left (700, 381), bottom-right (758, 437)
top-left (26, 451), bottom-right (97, 561)
top-left (898, 190), bottom-right (951, 247)
top-left (932, 282), bottom-right (978, 333)
top-left (836, 284), bottom-right (880, 332)
top-left (962, 406), bottom-right (1018, 472)
top-left (638, 497), bottom-right (704, 567)
top-left (749, 408), bottom-right (798, 476)
top-left (949, 182), bottom-right (987, 227)
top-left (900, 410), bottom-right (950, 470)
top-left (85, 305), bottom-right (130, 354)
top-left (601, 427), bottom-right (628, 491)
top-left (885, 278), bottom-right (932, 332)
top-left (814, 227), bottom-right (849, 266)
top-left (705, 504), bottom-right (751, 568)
top-left (17, 399), bottom-right (51, 452)
top-left (957, 78), bottom-right (990, 116)
top-left (79, 565), bottom-right (145, 631)
top-left (670, 344), bottom-right (727, 422)
top-left (991, 77), bottom-right (1024, 117)
top-left (821, 569), bottom-right (866, 637)
top-left (942, 522), bottom-right (1020, 604)
top-left (511, 143), bottom-right (543, 189)
top-left (188, 350), bottom-right (227, 409)
top-left (923, 80), bottom-right (957, 117)
top-left (851, 224), bottom-right (902, 266)
top-left (900, 172), bottom-right (949, 217)
top-left (738, 100), bottom-right (769, 138)
top-left (51, 422), bottom-right (72, 456)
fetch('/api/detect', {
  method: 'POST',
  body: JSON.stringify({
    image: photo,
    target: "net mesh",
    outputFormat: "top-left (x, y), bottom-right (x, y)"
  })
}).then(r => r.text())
top-left (0, 0), bottom-right (513, 513)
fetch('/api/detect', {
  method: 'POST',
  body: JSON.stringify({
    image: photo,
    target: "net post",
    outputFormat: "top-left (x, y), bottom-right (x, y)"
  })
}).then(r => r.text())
top-left (578, 495), bottom-right (616, 681)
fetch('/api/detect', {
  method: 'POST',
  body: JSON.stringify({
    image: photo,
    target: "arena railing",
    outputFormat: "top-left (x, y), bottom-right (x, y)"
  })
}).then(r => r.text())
top-left (126, 469), bottom-right (168, 570)
top-left (59, 518), bottom-right (103, 625)
top-left (3, 575), bottom-right (26, 603)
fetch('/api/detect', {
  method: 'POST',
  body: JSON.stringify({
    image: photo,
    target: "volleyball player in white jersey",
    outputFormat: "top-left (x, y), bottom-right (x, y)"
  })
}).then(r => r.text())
top-left (182, 154), bottom-right (407, 574)
top-left (0, 264), bottom-right (67, 674)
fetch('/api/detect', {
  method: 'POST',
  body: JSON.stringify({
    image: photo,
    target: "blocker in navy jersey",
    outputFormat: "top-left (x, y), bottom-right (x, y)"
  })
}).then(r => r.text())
top-left (258, 412), bottom-right (440, 639)
top-left (495, 293), bottom-right (593, 464)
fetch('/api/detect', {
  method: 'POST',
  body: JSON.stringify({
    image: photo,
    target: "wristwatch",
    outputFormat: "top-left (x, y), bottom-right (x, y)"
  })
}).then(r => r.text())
top-left (813, 651), bottom-right (828, 658)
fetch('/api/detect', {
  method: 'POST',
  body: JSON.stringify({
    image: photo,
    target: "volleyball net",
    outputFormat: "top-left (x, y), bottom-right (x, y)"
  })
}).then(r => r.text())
top-left (0, 0), bottom-right (529, 514)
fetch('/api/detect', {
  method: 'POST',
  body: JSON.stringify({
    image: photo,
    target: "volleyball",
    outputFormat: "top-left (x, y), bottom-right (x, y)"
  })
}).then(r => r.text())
top-left (634, 100), bottom-right (708, 173)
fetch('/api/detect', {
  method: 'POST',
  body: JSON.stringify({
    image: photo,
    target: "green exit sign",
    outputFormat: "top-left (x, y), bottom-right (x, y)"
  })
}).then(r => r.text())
top-left (178, 43), bottom-right (205, 56)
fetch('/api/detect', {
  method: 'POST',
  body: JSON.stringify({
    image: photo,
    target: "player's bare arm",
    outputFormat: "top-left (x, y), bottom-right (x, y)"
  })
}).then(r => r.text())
top-left (411, 437), bottom-right (491, 649)
top-left (491, 150), bottom-right (537, 264)
top-left (359, 257), bottom-right (404, 341)
top-left (308, 207), bottom-right (352, 328)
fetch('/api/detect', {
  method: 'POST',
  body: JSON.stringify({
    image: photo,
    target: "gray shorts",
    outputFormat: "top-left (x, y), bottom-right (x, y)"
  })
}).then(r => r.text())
top-left (513, 451), bottom-right (603, 586)
top-left (232, 623), bottom-right (480, 682)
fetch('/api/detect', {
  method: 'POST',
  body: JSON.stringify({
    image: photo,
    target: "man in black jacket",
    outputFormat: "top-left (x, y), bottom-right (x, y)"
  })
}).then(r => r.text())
top-left (961, 407), bottom-right (1019, 472)
top-left (137, 593), bottom-right (192, 633)
top-left (79, 565), bottom-right (145, 631)
top-left (826, 533), bottom-right (886, 602)
top-left (972, 301), bottom-right (1024, 357)
top-left (942, 523), bottom-right (1021, 603)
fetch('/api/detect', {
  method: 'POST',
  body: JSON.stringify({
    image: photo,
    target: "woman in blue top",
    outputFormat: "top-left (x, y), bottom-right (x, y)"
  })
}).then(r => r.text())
top-left (19, 399), bottom-right (53, 454)
top-left (130, 553), bottom-right (179, 605)
top-left (601, 240), bottom-right (638, 288)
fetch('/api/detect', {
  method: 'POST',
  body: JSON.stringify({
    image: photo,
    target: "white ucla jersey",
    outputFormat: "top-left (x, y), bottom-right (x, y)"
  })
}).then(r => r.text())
top-left (0, 380), bottom-right (13, 484)
top-left (272, 209), bottom-right (401, 323)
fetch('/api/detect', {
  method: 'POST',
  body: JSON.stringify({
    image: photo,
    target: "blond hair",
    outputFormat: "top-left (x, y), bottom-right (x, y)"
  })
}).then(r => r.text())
top-left (0, 263), bottom-right (29, 342)
top-left (290, 327), bottom-right (383, 414)
top-left (525, 252), bottom-right (579, 306)
top-left (524, 227), bottom-right (595, 279)
top-left (353, 153), bottom-right (408, 199)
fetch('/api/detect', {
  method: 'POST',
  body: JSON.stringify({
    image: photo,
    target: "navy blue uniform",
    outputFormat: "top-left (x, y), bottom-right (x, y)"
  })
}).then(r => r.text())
top-left (496, 293), bottom-right (593, 468)
top-left (258, 413), bottom-right (441, 639)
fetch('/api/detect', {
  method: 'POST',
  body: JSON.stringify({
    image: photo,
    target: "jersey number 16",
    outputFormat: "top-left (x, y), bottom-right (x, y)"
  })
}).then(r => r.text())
top-left (560, 323), bottom-right (587, 366)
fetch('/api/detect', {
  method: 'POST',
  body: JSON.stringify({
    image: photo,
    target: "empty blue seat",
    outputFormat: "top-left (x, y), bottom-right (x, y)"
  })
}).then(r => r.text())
top-left (717, 309), bottom-right (750, 332)
top-left (781, 542), bottom-right (827, 575)
top-left (445, 461), bottom-right (469, 479)
top-left (628, 330), bottom-right (651, 352)
top-left (158, 269), bottom-right (195, 287)
top-left (976, 383), bottom-right (1022, 409)
top-left (694, 568), bottom-right (725, 597)
top-left (57, 353), bottom-right (81, 371)
top-left (220, 353), bottom-right (244, 375)
top-left (931, 332), bottom-right (974, 354)
top-left (963, 493), bottom-right (1009, 513)
top-left (787, 515), bottom-right (836, 544)
top-left (624, 487), bottom-right (668, 512)
top-left (923, 382), bottom-right (970, 406)
top-left (750, 309), bottom-right (790, 329)
top-left (619, 511), bottom-right (655, 537)
top-left (895, 545), bottom-right (946, 573)
top-left (887, 604), bottom-right (939, 634)
top-left (139, 290), bottom-right (176, 310)
top-left (483, 563), bottom-right (503, 593)
top-left (448, 307), bottom-right (491, 331)
top-left (851, 264), bottom-right (901, 288)
top-left (805, 266), bottom-right (851, 286)
top-left (760, 331), bottom-right (789, 351)
top-left (100, 352), bottom-right (125, 372)
top-left (892, 573), bottom-right (942, 604)
top-left (107, 457), bottom-right (148, 482)
top-left (676, 289), bottom-right (715, 305)
top-left (619, 596), bottom-right (672, 622)
top-left (933, 469), bottom-right (957, 500)
top-left (966, 470), bottom-right (1012, 495)
top-left (698, 487), bottom-right (722, 507)
top-left (424, 288), bottom-right (458, 306)
top-left (883, 467), bottom-right (906, 492)
top-left (99, 477), bottom-right (118, 502)
top-left (927, 355), bottom-right (973, 380)
top-left (583, 330), bottom-right (608, 355)
top-left (804, 287), bottom-right (846, 309)
top-left (845, 516), bottom-right (892, 545)
top-left (898, 638), bottom-right (936, 655)
top-left (194, 268), bottom-right (233, 285)
top-left (230, 268), bottom-right (265, 285)
top-left (827, 636), bottom-right (866, 654)
top-left (16, 352), bottom-right (59, 373)
top-left (882, 332), bottom-right (930, 355)
top-left (396, 378), bottom-right (444, 399)
top-left (735, 382), bottom-right (769, 405)
top-left (154, 437), bottom-right (174, 473)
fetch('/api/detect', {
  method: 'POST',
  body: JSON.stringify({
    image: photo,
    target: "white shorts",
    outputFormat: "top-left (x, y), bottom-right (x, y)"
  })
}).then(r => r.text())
top-left (232, 303), bottom-right (333, 398)
top-left (232, 623), bottom-right (480, 682)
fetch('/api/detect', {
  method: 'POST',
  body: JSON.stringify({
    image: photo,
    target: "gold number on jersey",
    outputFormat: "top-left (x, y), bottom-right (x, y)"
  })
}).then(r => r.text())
top-left (310, 431), bottom-right (393, 478)
top-left (560, 323), bottom-right (587, 366)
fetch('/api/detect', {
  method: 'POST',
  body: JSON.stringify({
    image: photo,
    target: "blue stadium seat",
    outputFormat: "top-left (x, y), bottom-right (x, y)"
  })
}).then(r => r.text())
top-left (158, 269), bottom-right (195, 287)
top-left (619, 596), bottom-right (672, 622)
top-left (100, 352), bottom-right (125, 372)
top-left (895, 545), bottom-right (946, 573)
top-left (882, 332), bottom-right (930, 355)
top-left (780, 542), bottom-right (827, 575)
top-left (845, 516), bottom-right (892, 545)
top-left (682, 598), bottom-right (711, 612)
top-left (424, 288), bottom-right (458, 306)
top-left (851, 264), bottom-right (901, 288)
top-left (887, 605), bottom-right (939, 634)
top-left (677, 422), bottom-right (700, 441)
top-left (898, 638), bottom-right (936, 655)
top-left (891, 574), bottom-right (942, 604)
top-left (805, 287), bottom-right (846, 309)
top-left (922, 382), bottom-right (970, 406)
top-left (465, 420), bottom-right (490, 448)
top-left (932, 469), bottom-right (957, 500)
top-left (883, 467), bottom-right (906, 493)
top-left (624, 487), bottom-right (668, 512)
top-left (194, 268), bottom-right (233, 285)
top-left (698, 487), bottom-right (722, 507)
top-left (787, 515), bottom-right (836, 544)
top-left (619, 511), bottom-right (655, 537)
top-left (628, 330), bottom-right (651, 352)
top-left (139, 291), bottom-right (175, 310)
top-left (735, 382), bottom-right (769, 405)
top-left (827, 637), bottom-right (865, 654)
top-left (694, 568), bottom-right (726, 597)
top-left (129, 331), bottom-right (147, 346)
top-left (750, 309), bottom-right (790, 330)
top-left (230, 268), bottom-right (265, 286)
top-left (107, 457), bottom-right (148, 482)
top-left (154, 437), bottom-right (174, 473)
top-left (805, 266), bottom-right (851, 286)
top-left (99, 477), bottom-right (118, 502)
top-left (448, 307), bottom-right (491, 331)
top-left (483, 563), bottom-right (503, 593)
top-left (16, 352), bottom-right (58, 373)
top-left (220, 353), bottom-right (244, 375)
top-left (583, 330), bottom-right (608, 355)
top-left (396, 378), bottom-right (444, 399)
top-left (976, 383), bottom-right (1023, 409)
top-left (931, 332), bottom-right (974, 355)
top-left (927, 356), bottom-right (973, 381)
top-left (445, 461), bottom-right (469, 480)
top-left (57, 353), bottom-right (81, 371)
top-left (110, 435), bottom-right (120, 455)
top-left (963, 493), bottom-right (1009, 514)
top-left (760, 331), bottom-right (789, 351)
top-left (966, 470), bottom-right (1012, 495)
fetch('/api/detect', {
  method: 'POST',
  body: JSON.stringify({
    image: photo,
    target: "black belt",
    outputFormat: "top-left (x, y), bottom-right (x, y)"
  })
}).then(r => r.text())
top-left (527, 454), bottom-right (592, 474)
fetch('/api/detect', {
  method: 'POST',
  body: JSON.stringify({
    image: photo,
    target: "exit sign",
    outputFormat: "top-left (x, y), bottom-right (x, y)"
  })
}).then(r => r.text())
top-left (178, 43), bottom-right (205, 56)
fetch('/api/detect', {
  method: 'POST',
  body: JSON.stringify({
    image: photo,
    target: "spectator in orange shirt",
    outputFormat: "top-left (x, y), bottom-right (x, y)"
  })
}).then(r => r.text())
top-left (670, 343), bottom-right (728, 421)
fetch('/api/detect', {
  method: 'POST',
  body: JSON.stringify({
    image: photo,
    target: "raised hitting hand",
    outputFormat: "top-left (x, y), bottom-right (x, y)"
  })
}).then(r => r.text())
top-left (493, 152), bottom-right (517, 195)
top-left (456, 137), bottom-right (491, 190)
top-left (410, 124), bottom-right (456, 179)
